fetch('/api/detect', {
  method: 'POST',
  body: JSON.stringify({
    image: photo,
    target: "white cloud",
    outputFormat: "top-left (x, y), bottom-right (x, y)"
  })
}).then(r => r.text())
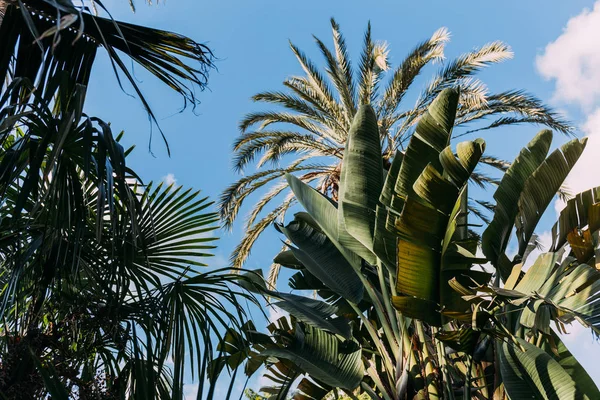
top-left (566, 109), bottom-right (600, 195)
top-left (537, 1), bottom-right (600, 211)
top-left (163, 173), bottom-right (177, 186)
top-left (183, 383), bottom-right (198, 400)
top-left (537, 2), bottom-right (600, 110)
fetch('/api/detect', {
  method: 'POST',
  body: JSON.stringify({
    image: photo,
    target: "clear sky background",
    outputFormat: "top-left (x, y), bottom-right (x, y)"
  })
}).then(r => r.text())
top-left (84, 0), bottom-right (600, 397)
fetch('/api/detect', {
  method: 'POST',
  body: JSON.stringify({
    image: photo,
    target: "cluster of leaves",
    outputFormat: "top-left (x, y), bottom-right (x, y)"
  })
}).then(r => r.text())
top-left (1, 0), bottom-right (215, 152)
top-left (216, 88), bottom-right (599, 400)
top-left (0, 1), bottom-right (255, 399)
top-left (220, 18), bottom-right (571, 277)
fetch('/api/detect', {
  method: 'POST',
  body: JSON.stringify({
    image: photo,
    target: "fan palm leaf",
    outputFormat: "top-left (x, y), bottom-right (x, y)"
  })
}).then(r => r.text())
top-left (0, 0), bottom-right (215, 152)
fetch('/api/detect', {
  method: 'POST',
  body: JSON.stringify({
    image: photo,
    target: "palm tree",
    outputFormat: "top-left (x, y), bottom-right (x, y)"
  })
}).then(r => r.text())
top-left (0, 0), bottom-right (215, 151)
top-left (0, 78), bottom-right (255, 398)
top-left (220, 19), bottom-right (571, 284)
top-left (0, 1), bottom-right (254, 398)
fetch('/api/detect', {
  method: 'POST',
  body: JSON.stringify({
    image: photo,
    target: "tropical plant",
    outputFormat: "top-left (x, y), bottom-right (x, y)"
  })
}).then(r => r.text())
top-left (0, 0), bottom-right (214, 150)
top-left (220, 19), bottom-right (572, 283)
top-left (0, 80), bottom-right (255, 398)
top-left (0, 1), bottom-right (254, 398)
top-left (215, 88), bottom-right (600, 399)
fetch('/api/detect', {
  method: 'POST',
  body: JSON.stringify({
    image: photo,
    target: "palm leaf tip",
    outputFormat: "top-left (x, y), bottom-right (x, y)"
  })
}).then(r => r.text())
top-left (431, 26), bottom-right (451, 45)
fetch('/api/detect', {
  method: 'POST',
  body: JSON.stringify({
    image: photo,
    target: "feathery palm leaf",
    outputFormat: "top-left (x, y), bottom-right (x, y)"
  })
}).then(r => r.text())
top-left (221, 19), bottom-right (571, 280)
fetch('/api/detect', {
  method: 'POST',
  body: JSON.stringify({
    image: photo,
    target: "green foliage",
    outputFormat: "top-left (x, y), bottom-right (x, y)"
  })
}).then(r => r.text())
top-left (219, 87), bottom-right (600, 399)
top-left (0, 0), bottom-right (215, 152)
top-left (0, 2), bottom-right (249, 399)
top-left (220, 18), bottom-right (572, 283)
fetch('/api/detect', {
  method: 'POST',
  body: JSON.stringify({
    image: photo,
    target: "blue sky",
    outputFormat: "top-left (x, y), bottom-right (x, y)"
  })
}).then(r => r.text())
top-left (85, 0), bottom-right (600, 397)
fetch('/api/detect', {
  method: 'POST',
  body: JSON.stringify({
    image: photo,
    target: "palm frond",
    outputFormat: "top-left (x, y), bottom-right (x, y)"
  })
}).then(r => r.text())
top-left (1, 2), bottom-right (215, 152)
top-left (251, 91), bottom-right (339, 134)
top-left (239, 111), bottom-right (330, 136)
top-left (219, 158), bottom-right (326, 230)
top-left (233, 131), bottom-right (336, 172)
top-left (480, 155), bottom-right (511, 172)
top-left (455, 90), bottom-right (572, 135)
top-left (330, 18), bottom-right (356, 116)
top-left (234, 171), bottom-right (331, 272)
top-left (284, 77), bottom-right (347, 140)
top-left (289, 42), bottom-right (340, 120)
top-left (230, 198), bottom-right (296, 270)
top-left (379, 27), bottom-right (449, 127)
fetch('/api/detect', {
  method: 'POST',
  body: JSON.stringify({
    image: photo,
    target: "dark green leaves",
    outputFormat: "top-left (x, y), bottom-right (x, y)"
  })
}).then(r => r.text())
top-left (393, 89), bottom-right (486, 314)
top-left (393, 88), bottom-right (459, 204)
top-left (262, 324), bottom-right (364, 390)
top-left (498, 338), bottom-right (597, 400)
top-left (516, 137), bottom-right (587, 255)
top-left (482, 130), bottom-right (587, 281)
top-left (272, 292), bottom-right (352, 339)
top-left (338, 104), bottom-right (382, 262)
top-left (276, 215), bottom-right (364, 304)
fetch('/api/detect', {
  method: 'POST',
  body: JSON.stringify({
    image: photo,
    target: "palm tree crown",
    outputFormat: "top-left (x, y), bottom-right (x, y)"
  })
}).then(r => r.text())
top-left (220, 19), bottom-right (571, 284)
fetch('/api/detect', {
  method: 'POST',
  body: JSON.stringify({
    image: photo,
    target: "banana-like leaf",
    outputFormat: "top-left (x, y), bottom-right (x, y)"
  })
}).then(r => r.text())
top-left (391, 295), bottom-right (441, 326)
top-left (498, 338), bottom-right (596, 400)
top-left (482, 129), bottom-right (553, 281)
top-left (294, 377), bottom-right (331, 400)
top-left (380, 151), bottom-right (404, 210)
top-left (262, 324), bottom-right (364, 390)
top-left (373, 204), bottom-right (397, 272)
top-left (435, 328), bottom-right (480, 354)
top-left (482, 252), bottom-right (600, 335)
top-left (393, 88), bottom-right (459, 205)
top-left (273, 249), bottom-right (304, 269)
top-left (515, 138), bottom-right (587, 255)
top-left (551, 186), bottom-right (600, 251)
top-left (392, 89), bottom-right (488, 321)
top-left (338, 104), bottom-right (382, 262)
top-left (395, 140), bottom-right (484, 306)
top-left (276, 215), bottom-right (364, 304)
top-left (374, 150), bottom-right (404, 271)
top-left (272, 292), bottom-right (352, 339)
top-left (285, 174), bottom-right (362, 271)
top-left (546, 331), bottom-right (600, 398)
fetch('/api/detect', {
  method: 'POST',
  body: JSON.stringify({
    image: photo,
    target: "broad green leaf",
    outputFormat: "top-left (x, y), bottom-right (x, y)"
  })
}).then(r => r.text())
top-left (273, 249), bottom-right (304, 269)
top-left (380, 150), bottom-right (404, 209)
top-left (498, 338), bottom-right (595, 400)
top-left (516, 137), bottom-right (587, 255)
top-left (392, 295), bottom-right (442, 326)
top-left (435, 328), bottom-right (480, 354)
top-left (393, 88), bottom-right (458, 204)
top-left (373, 204), bottom-right (397, 272)
top-left (551, 186), bottom-right (600, 251)
top-left (277, 216), bottom-right (364, 304)
top-left (484, 252), bottom-right (600, 335)
top-left (482, 129), bottom-right (553, 281)
top-left (285, 174), bottom-right (362, 271)
top-left (272, 292), bottom-right (352, 339)
top-left (262, 324), bottom-right (364, 390)
top-left (338, 104), bottom-right (382, 262)
top-left (547, 331), bottom-right (600, 398)
top-left (513, 252), bottom-right (560, 294)
top-left (395, 140), bottom-right (484, 306)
